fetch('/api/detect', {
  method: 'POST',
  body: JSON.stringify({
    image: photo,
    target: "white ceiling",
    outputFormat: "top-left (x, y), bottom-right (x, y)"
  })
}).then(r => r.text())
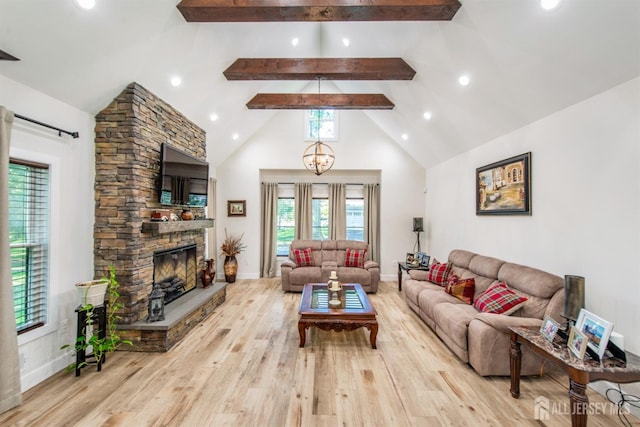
top-left (1, 0), bottom-right (639, 168)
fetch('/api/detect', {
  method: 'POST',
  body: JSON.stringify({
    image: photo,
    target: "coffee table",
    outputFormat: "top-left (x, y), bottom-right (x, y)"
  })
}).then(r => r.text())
top-left (298, 283), bottom-right (378, 349)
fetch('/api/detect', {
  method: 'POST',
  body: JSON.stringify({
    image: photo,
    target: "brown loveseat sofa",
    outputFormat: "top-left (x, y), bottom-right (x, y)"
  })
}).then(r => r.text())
top-left (281, 239), bottom-right (380, 293)
top-left (404, 249), bottom-right (564, 376)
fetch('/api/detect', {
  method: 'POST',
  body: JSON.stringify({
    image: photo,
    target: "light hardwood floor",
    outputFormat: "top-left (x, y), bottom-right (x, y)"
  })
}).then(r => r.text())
top-left (1, 279), bottom-right (637, 426)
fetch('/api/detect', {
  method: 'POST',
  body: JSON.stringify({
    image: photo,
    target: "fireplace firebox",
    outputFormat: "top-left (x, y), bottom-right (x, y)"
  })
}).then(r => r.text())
top-left (153, 244), bottom-right (197, 304)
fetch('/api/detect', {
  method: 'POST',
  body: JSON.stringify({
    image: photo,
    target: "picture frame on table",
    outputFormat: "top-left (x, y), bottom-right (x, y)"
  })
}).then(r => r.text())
top-left (227, 200), bottom-right (246, 217)
top-left (419, 253), bottom-right (431, 268)
top-left (575, 309), bottom-right (614, 360)
top-left (539, 315), bottom-right (560, 342)
top-left (568, 325), bottom-right (588, 360)
top-left (406, 253), bottom-right (419, 267)
top-left (476, 152), bottom-right (531, 215)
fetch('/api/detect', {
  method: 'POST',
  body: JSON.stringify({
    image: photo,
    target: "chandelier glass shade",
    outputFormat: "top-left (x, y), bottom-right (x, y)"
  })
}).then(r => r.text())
top-left (303, 140), bottom-right (335, 176)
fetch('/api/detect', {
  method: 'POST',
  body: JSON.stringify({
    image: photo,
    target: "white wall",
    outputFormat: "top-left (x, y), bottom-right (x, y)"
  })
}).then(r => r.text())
top-left (2, 75), bottom-right (95, 390)
top-left (426, 76), bottom-right (640, 355)
top-left (215, 109), bottom-right (426, 280)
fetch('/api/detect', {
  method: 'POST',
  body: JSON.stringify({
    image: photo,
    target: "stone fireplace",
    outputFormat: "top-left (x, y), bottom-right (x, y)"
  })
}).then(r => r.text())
top-left (93, 82), bottom-right (225, 352)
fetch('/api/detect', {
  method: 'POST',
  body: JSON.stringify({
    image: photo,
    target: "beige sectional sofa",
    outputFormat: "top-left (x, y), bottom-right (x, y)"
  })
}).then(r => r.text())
top-left (281, 239), bottom-right (380, 293)
top-left (404, 249), bottom-right (564, 376)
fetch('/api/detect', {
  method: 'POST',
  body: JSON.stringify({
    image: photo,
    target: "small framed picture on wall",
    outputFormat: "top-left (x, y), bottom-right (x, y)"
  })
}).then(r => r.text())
top-left (227, 200), bottom-right (246, 217)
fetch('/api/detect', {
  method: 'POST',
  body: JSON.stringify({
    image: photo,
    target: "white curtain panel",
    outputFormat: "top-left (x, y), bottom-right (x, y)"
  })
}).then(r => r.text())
top-left (0, 106), bottom-right (22, 414)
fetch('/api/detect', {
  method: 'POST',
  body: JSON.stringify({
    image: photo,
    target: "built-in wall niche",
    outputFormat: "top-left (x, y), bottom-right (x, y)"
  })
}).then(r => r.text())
top-left (160, 143), bottom-right (209, 207)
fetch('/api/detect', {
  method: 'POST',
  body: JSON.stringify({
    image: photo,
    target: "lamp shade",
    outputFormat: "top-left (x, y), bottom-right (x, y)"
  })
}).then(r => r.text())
top-left (413, 217), bottom-right (423, 232)
top-left (563, 275), bottom-right (585, 321)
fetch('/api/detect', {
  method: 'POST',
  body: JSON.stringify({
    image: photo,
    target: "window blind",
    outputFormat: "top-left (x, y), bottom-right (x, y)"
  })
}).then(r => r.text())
top-left (9, 159), bottom-right (50, 334)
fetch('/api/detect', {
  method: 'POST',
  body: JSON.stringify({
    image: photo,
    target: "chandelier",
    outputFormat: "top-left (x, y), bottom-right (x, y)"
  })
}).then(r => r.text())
top-left (303, 77), bottom-right (335, 176)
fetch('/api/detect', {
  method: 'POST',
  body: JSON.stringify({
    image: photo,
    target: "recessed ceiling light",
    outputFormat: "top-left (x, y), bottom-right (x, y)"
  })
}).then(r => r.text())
top-left (291, 37), bottom-right (299, 47)
top-left (540, 0), bottom-right (561, 10)
top-left (342, 38), bottom-right (350, 47)
top-left (209, 113), bottom-right (218, 122)
top-left (232, 133), bottom-right (239, 141)
top-left (401, 133), bottom-right (408, 141)
top-left (170, 76), bottom-right (182, 87)
top-left (458, 74), bottom-right (470, 86)
top-left (74, 0), bottom-right (96, 10)
top-left (423, 111), bottom-right (432, 120)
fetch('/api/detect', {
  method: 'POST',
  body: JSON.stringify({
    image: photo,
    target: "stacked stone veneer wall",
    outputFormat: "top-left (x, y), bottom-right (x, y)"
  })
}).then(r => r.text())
top-left (94, 82), bottom-right (207, 324)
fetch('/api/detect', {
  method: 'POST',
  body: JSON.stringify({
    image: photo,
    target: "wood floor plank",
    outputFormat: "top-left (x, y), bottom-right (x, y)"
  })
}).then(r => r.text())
top-left (1, 278), bottom-right (637, 426)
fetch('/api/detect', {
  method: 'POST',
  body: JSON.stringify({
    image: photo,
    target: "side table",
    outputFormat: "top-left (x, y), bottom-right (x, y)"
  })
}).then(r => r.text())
top-left (509, 326), bottom-right (640, 427)
top-left (397, 262), bottom-right (429, 291)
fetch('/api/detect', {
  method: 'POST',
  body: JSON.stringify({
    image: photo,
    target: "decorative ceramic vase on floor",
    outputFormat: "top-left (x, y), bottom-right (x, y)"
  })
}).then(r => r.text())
top-left (201, 259), bottom-right (216, 288)
top-left (224, 255), bottom-right (238, 283)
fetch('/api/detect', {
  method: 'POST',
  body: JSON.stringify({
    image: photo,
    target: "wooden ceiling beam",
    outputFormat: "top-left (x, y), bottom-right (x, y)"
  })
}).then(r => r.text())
top-left (177, 0), bottom-right (461, 22)
top-left (224, 58), bottom-right (415, 81)
top-left (246, 93), bottom-right (395, 109)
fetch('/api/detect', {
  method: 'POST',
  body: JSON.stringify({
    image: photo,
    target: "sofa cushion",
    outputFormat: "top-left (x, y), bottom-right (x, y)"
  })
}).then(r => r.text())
top-left (427, 261), bottom-right (452, 286)
top-left (345, 248), bottom-right (366, 268)
top-left (473, 282), bottom-right (528, 315)
top-left (445, 277), bottom-right (475, 305)
top-left (293, 248), bottom-right (315, 267)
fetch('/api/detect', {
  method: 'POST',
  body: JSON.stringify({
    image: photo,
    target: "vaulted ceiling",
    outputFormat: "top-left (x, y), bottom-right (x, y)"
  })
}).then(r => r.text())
top-left (0, 0), bottom-right (638, 169)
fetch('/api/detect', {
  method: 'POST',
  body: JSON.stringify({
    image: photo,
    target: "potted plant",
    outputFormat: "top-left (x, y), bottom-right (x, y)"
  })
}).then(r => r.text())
top-left (220, 228), bottom-right (246, 283)
top-left (62, 265), bottom-right (131, 374)
top-left (75, 278), bottom-right (109, 306)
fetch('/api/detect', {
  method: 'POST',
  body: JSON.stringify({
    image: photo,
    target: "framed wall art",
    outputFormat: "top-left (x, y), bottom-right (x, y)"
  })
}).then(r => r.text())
top-left (575, 309), bottom-right (614, 360)
top-left (476, 152), bottom-right (531, 215)
top-left (227, 200), bottom-right (246, 217)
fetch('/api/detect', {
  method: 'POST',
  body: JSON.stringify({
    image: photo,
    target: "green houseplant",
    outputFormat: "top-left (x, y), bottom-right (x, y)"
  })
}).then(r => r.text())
top-left (62, 265), bottom-right (131, 373)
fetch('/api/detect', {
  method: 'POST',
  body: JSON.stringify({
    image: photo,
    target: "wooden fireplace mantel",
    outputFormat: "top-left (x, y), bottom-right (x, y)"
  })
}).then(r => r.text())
top-left (141, 219), bottom-right (214, 235)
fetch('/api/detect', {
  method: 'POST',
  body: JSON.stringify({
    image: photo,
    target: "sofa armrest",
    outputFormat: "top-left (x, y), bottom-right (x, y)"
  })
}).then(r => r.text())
top-left (473, 312), bottom-right (543, 334)
top-left (407, 269), bottom-right (429, 281)
top-left (281, 260), bottom-right (297, 269)
top-left (364, 260), bottom-right (379, 270)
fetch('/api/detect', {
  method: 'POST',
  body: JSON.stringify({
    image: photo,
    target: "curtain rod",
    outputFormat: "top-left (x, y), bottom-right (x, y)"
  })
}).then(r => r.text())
top-left (271, 182), bottom-right (369, 186)
top-left (15, 113), bottom-right (79, 139)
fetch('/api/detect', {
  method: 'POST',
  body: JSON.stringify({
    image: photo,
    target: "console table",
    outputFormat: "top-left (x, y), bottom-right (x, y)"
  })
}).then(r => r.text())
top-left (397, 262), bottom-right (429, 291)
top-left (509, 326), bottom-right (640, 427)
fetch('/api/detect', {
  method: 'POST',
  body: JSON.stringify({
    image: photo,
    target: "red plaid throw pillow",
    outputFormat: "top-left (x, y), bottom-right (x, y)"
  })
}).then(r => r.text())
top-left (345, 248), bottom-right (366, 268)
top-left (445, 277), bottom-right (475, 305)
top-left (427, 261), bottom-right (452, 286)
top-left (293, 248), bottom-right (314, 267)
top-left (473, 282), bottom-right (527, 315)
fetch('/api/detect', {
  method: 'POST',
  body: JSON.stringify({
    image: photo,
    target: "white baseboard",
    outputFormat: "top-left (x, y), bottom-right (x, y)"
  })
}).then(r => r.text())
top-left (21, 353), bottom-right (72, 392)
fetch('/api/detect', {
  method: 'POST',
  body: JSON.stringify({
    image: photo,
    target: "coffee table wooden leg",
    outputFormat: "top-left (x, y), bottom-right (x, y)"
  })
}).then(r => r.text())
top-left (509, 333), bottom-right (522, 398)
top-left (298, 321), bottom-right (306, 348)
top-left (369, 323), bottom-right (378, 349)
top-left (569, 379), bottom-right (588, 427)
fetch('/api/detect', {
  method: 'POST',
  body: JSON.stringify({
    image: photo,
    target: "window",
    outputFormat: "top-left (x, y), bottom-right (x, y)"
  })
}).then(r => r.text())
top-left (9, 159), bottom-right (49, 334)
top-left (312, 198), bottom-right (329, 240)
top-left (305, 109), bottom-right (338, 141)
top-left (276, 198), bottom-right (295, 256)
top-left (346, 198), bottom-right (365, 241)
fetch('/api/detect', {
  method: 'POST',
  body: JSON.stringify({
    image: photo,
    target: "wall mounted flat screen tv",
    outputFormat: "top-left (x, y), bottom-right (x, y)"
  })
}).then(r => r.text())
top-left (159, 143), bottom-right (209, 207)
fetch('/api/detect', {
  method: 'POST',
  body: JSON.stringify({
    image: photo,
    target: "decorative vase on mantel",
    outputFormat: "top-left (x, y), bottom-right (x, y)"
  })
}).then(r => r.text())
top-left (223, 255), bottom-right (238, 283)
